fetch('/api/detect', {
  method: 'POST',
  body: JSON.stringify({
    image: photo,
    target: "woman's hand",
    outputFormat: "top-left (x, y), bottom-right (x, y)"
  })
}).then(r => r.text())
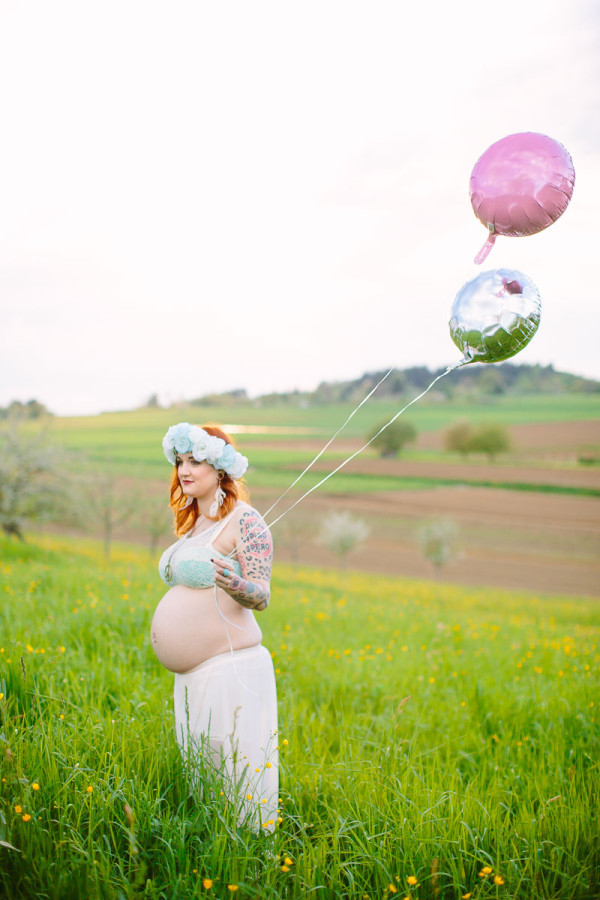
top-left (212, 556), bottom-right (269, 611)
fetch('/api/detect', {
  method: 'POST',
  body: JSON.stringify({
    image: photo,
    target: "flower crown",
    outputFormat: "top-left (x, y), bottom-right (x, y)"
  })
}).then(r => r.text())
top-left (162, 423), bottom-right (249, 480)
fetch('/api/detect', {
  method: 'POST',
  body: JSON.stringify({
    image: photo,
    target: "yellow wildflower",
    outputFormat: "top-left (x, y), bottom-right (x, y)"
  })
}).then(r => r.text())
top-left (281, 865), bottom-right (290, 873)
top-left (86, 785), bottom-right (94, 793)
top-left (32, 783), bottom-right (40, 791)
top-left (22, 814), bottom-right (32, 822)
top-left (284, 857), bottom-right (293, 866)
top-left (479, 865), bottom-right (493, 876)
top-left (494, 875), bottom-right (505, 885)
top-left (407, 875), bottom-right (418, 885)
top-left (203, 878), bottom-right (213, 889)
top-left (14, 806), bottom-right (22, 814)
top-left (388, 885), bottom-right (397, 894)
top-left (462, 894), bottom-right (472, 899)
top-left (227, 886), bottom-right (238, 893)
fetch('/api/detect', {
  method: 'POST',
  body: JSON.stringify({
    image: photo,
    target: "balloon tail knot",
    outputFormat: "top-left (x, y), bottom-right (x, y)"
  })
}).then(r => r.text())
top-left (474, 231), bottom-right (496, 264)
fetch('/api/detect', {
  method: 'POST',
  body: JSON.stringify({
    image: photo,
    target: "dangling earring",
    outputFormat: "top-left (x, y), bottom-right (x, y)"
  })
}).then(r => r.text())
top-left (209, 476), bottom-right (226, 518)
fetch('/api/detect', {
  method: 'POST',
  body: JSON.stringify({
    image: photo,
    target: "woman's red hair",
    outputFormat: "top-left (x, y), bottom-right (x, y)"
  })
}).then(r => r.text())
top-left (169, 424), bottom-right (249, 535)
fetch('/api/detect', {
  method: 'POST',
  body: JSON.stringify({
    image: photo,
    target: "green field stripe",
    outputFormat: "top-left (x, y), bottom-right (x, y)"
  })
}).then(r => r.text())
top-left (414, 478), bottom-right (600, 497)
top-left (38, 392), bottom-right (600, 443)
top-left (253, 464), bottom-right (600, 497)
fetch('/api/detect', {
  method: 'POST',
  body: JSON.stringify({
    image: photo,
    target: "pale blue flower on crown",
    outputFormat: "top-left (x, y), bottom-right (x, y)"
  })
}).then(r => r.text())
top-left (215, 443), bottom-right (237, 471)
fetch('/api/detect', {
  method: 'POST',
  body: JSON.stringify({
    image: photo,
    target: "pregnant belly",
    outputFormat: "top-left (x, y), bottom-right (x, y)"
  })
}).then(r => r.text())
top-left (151, 585), bottom-right (262, 673)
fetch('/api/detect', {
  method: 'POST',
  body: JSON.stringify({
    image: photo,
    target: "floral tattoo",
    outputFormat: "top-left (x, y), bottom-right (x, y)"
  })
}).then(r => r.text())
top-left (217, 509), bottom-right (272, 611)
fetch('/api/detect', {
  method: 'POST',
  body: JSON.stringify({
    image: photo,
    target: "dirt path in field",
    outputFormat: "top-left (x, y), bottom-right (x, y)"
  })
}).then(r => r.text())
top-left (256, 419), bottom-right (600, 456)
top-left (419, 418), bottom-right (600, 453)
top-left (257, 419), bottom-right (600, 489)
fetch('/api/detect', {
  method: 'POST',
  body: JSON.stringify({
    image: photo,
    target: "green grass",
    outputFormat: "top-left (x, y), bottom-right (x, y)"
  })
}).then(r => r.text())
top-left (1, 535), bottom-right (598, 898)
top-left (248, 468), bottom-right (600, 498)
top-left (40, 392), bottom-right (600, 450)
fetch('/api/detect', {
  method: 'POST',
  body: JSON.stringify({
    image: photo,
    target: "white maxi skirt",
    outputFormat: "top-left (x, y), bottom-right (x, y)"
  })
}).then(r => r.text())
top-left (173, 644), bottom-right (279, 831)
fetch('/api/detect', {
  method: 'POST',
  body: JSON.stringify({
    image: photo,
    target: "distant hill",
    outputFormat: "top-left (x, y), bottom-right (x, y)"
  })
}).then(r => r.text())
top-left (4, 364), bottom-right (598, 419)
top-left (186, 363), bottom-right (599, 408)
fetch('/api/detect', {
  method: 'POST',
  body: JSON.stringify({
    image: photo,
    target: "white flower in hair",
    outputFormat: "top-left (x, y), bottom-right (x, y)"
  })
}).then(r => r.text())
top-left (228, 452), bottom-right (249, 480)
top-left (188, 425), bottom-right (207, 453)
top-left (203, 434), bottom-right (226, 463)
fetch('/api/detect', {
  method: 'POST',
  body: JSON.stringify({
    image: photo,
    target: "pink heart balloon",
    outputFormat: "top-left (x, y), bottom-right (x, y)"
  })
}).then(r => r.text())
top-left (470, 132), bottom-right (575, 264)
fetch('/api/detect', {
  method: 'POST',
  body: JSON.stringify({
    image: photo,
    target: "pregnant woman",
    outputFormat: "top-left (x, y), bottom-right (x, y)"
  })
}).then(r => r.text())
top-left (151, 422), bottom-right (278, 831)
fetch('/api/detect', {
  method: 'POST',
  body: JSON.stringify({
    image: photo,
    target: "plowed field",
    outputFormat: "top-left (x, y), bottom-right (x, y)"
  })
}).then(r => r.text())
top-left (255, 486), bottom-right (599, 597)
top-left (251, 419), bottom-right (600, 597)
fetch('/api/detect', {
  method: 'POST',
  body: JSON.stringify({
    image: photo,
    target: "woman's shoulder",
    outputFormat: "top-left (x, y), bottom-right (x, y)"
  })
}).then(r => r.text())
top-left (230, 501), bottom-right (268, 528)
top-left (230, 502), bottom-right (272, 558)
top-left (227, 502), bottom-right (271, 543)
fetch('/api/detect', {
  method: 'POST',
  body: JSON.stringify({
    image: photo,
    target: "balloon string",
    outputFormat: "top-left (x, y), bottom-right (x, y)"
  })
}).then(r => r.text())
top-left (263, 360), bottom-right (468, 533)
top-left (219, 366), bottom-right (394, 563)
top-left (474, 231), bottom-right (496, 265)
top-left (223, 358), bottom-right (469, 559)
top-left (259, 366), bottom-right (395, 522)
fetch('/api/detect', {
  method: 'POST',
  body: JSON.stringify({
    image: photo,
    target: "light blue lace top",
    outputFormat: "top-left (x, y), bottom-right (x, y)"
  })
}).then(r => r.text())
top-left (158, 513), bottom-right (242, 589)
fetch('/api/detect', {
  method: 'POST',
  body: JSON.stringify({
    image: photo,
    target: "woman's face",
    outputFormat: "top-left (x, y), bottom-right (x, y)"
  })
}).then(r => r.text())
top-left (175, 452), bottom-right (219, 500)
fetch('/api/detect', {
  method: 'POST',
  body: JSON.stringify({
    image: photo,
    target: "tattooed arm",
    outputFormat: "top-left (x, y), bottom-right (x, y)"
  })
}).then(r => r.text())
top-left (212, 508), bottom-right (273, 611)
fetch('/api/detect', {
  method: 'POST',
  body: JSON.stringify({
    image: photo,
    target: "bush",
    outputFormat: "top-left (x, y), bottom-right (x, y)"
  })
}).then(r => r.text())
top-left (368, 420), bottom-right (417, 457)
top-left (444, 419), bottom-right (475, 456)
top-left (444, 420), bottom-right (511, 460)
top-left (468, 423), bottom-right (511, 460)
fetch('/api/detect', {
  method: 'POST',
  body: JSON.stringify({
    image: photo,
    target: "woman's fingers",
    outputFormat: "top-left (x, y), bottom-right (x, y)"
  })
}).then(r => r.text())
top-left (211, 557), bottom-right (232, 584)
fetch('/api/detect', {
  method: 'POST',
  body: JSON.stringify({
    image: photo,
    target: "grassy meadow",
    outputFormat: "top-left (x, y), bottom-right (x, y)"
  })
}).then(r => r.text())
top-left (37, 393), bottom-right (600, 482)
top-left (1, 534), bottom-right (599, 899)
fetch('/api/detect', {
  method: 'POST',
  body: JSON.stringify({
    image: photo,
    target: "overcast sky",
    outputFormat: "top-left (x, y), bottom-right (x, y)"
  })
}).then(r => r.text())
top-left (1, 0), bottom-right (598, 415)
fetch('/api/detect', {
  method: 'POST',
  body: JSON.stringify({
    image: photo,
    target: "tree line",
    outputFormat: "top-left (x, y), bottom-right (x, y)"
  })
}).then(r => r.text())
top-left (181, 362), bottom-right (598, 408)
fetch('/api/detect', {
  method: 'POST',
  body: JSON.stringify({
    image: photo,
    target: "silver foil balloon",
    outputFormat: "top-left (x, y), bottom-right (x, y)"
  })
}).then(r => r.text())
top-left (449, 268), bottom-right (541, 364)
